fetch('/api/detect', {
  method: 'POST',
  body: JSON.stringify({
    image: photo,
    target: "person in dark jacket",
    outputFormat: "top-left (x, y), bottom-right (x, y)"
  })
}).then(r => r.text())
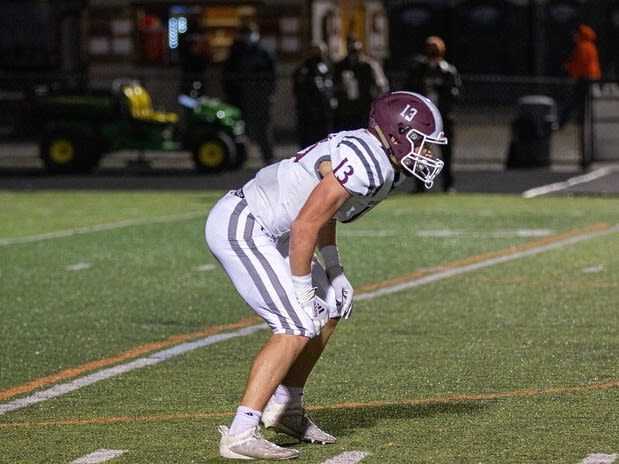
top-left (292, 41), bottom-right (337, 148)
top-left (333, 37), bottom-right (389, 131)
top-left (405, 36), bottom-right (462, 193)
top-left (179, 27), bottom-right (211, 98)
top-left (223, 23), bottom-right (276, 165)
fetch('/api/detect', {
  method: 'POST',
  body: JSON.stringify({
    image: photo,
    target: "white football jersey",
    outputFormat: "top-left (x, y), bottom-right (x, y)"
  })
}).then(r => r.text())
top-left (242, 129), bottom-right (403, 238)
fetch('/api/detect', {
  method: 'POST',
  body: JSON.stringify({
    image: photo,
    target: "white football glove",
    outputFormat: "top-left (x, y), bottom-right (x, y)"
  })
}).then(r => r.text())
top-left (296, 287), bottom-right (329, 336)
top-left (327, 265), bottom-right (354, 319)
top-left (293, 275), bottom-right (329, 337)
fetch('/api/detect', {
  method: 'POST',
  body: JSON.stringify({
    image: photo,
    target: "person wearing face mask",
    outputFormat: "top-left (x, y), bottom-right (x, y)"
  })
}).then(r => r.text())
top-left (223, 23), bottom-right (277, 165)
top-left (405, 36), bottom-right (461, 194)
top-left (333, 36), bottom-right (389, 132)
top-left (292, 41), bottom-right (337, 148)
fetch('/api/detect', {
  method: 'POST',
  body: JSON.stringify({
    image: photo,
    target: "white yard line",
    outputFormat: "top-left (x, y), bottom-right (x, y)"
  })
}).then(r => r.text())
top-left (0, 211), bottom-right (205, 246)
top-left (66, 263), bottom-right (92, 271)
top-left (322, 451), bottom-right (370, 464)
top-left (71, 449), bottom-right (128, 464)
top-left (1, 223), bottom-right (617, 416)
top-left (578, 454), bottom-right (617, 464)
top-left (522, 167), bottom-right (613, 198)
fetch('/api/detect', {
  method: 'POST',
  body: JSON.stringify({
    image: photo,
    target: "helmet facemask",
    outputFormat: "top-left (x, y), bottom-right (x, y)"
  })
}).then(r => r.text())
top-left (400, 128), bottom-right (446, 189)
top-left (368, 91), bottom-right (449, 189)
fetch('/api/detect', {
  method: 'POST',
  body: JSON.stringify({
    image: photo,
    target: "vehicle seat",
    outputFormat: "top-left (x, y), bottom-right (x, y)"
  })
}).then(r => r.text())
top-left (122, 84), bottom-right (178, 124)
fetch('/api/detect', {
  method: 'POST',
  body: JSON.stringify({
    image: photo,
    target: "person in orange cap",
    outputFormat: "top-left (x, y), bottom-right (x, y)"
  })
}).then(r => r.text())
top-left (405, 35), bottom-right (462, 193)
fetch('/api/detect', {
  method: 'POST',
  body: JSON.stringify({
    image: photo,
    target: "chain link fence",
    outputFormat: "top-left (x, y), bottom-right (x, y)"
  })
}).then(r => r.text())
top-left (1, 67), bottom-right (585, 169)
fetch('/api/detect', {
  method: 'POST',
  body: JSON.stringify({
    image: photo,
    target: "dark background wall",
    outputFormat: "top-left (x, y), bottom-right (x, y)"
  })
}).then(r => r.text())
top-left (384, 0), bottom-right (617, 79)
top-left (1, 0), bottom-right (616, 77)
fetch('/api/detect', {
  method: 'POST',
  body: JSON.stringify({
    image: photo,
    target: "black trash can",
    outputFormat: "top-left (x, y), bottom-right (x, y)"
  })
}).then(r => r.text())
top-left (506, 95), bottom-right (558, 168)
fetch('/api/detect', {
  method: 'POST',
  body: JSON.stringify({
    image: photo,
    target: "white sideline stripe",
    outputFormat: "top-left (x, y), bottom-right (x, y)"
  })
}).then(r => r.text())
top-left (322, 451), bottom-right (370, 464)
top-left (0, 211), bottom-right (205, 246)
top-left (522, 167), bottom-right (613, 198)
top-left (1, 223), bottom-right (617, 416)
top-left (356, 224), bottom-right (619, 301)
top-left (578, 453), bottom-right (618, 464)
top-left (0, 324), bottom-right (267, 416)
top-left (71, 449), bottom-right (127, 463)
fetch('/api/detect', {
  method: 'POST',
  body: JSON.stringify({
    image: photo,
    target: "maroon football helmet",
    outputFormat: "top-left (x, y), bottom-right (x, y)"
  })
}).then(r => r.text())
top-left (368, 91), bottom-right (447, 188)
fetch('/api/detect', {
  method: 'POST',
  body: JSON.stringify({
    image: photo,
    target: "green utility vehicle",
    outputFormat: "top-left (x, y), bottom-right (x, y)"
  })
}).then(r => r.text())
top-left (33, 79), bottom-right (246, 173)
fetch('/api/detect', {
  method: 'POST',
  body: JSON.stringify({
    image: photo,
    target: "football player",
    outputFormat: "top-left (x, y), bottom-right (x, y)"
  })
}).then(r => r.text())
top-left (205, 91), bottom-right (447, 460)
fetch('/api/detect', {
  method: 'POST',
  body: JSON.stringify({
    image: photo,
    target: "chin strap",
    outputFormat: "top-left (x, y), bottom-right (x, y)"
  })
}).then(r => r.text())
top-left (372, 125), bottom-right (399, 168)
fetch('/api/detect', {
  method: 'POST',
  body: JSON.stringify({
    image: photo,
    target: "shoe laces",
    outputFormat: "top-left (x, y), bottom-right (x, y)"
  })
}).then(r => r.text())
top-left (247, 426), bottom-right (286, 450)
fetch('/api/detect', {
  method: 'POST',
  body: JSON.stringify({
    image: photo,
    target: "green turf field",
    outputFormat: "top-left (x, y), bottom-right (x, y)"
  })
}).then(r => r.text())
top-left (1, 191), bottom-right (618, 463)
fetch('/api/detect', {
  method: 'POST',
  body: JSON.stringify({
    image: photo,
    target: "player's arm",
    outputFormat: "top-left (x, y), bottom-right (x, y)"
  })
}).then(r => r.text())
top-left (317, 219), bottom-right (337, 250)
top-left (316, 161), bottom-right (338, 251)
top-left (289, 172), bottom-right (350, 277)
top-left (316, 211), bottom-right (355, 319)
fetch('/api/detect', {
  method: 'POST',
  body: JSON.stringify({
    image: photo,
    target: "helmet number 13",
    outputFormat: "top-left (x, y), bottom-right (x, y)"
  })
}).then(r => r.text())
top-left (400, 104), bottom-right (418, 122)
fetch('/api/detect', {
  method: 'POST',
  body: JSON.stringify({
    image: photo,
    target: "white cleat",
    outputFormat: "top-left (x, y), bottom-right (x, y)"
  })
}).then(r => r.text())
top-left (262, 398), bottom-right (336, 444)
top-left (218, 425), bottom-right (299, 460)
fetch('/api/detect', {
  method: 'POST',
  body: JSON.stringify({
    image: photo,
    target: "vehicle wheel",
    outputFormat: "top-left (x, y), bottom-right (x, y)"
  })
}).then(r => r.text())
top-left (192, 132), bottom-right (237, 173)
top-left (40, 131), bottom-right (100, 173)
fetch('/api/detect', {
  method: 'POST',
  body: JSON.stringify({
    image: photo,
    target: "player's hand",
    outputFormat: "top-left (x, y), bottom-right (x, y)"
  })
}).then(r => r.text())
top-left (327, 265), bottom-right (354, 319)
top-left (295, 286), bottom-right (329, 336)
